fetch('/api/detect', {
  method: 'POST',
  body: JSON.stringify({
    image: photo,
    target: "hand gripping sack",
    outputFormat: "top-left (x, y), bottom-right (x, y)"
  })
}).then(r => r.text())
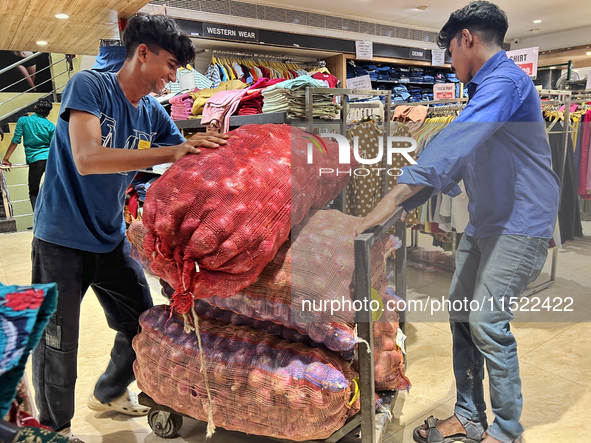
top-left (141, 124), bottom-right (354, 312)
top-left (133, 305), bottom-right (361, 441)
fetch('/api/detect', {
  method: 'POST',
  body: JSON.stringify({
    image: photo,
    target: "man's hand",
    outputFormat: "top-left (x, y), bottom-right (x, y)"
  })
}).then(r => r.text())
top-left (355, 184), bottom-right (426, 236)
top-left (1, 159), bottom-right (11, 171)
top-left (172, 133), bottom-right (230, 161)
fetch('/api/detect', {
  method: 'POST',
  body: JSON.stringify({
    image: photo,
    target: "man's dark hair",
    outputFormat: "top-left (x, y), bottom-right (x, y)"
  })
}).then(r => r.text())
top-left (34, 99), bottom-right (53, 117)
top-left (437, 1), bottom-right (508, 50)
top-left (122, 14), bottom-right (195, 67)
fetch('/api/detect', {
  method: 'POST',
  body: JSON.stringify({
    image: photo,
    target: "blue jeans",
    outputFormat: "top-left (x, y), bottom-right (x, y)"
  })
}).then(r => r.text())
top-left (449, 234), bottom-right (549, 443)
top-left (31, 237), bottom-right (153, 431)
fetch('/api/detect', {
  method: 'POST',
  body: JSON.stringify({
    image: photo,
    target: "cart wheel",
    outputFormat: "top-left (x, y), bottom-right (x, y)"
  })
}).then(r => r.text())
top-left (147, 409), bottom-right (183, 438)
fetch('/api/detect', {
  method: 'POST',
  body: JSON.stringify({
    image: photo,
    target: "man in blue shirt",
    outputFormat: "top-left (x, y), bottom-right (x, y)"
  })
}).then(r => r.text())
top-left (357, 2), bottom-right (560, 443)
top-left (31, 14), bottom-right (228, 442)
top-left (2, 99), bottom-right (56, 211)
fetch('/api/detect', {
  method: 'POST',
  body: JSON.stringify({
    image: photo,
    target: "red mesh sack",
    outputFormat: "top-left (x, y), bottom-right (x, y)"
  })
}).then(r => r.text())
top-left (193, 290), bottom-right (410, 392)
top-left (202, 209), bottom-right (397, 352)
top-left (141, 124), bottom-right (353, 312)
top-left (133, 305), bottom-right (361, 441)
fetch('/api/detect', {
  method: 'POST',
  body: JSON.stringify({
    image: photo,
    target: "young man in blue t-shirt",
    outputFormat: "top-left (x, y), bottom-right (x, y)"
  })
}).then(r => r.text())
top-left (31, 15), bottom-right (228, 441)
top-left (2, 99), bottom-right (56, 211)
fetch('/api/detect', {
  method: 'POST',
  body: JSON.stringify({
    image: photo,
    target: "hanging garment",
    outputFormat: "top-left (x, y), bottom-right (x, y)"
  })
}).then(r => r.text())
top-left (548, 120), bottom-right (583, 242)
top-left (201, 89), bottom-right (249, 133)
top-left (205, 64), bottom-right (221, 88)
top-left (312, 72), bottom-right (339, 88)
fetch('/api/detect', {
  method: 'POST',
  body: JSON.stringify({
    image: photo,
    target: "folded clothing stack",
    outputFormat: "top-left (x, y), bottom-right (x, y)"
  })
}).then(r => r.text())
top-left (236, 78), bottom-right (286, 116)
top-left (169, 92), bottom-right (194, 121)
top-left (262, 76), bottom-right (341, 119)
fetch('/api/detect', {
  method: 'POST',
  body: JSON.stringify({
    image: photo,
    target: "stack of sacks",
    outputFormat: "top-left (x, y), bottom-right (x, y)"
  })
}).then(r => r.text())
top-left (169, 92), bottom-right (194, 121)
top-left (262, 76), bottom-right (341, 119)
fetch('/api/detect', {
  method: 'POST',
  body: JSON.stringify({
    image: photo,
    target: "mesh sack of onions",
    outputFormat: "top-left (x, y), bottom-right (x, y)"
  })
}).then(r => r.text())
top-left (140, 124), bottom-right (354, 313)
top-left (200, 209), bottom-right (397, 352)
top-left (133, 305), bottom-right (363, 441)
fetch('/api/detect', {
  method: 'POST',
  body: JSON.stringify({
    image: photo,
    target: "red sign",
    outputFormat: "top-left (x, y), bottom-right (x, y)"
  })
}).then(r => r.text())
top-left (519, 63), bottom-right (534, 76)
top-left (433, 83), bottom-right (456, 101)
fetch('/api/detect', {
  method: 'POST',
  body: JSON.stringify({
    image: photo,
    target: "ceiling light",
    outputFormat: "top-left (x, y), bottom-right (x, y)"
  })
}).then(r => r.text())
top-left (417, 6), bottom-right (427, 11)
top-left (587, 52), bottom-right (591, 56)
top-left (549, 66), bottom-right (556, 69)
top-left (36, 40), bottom-right (48, 46)
top-left (530, 29), bottom-right (540, 33)
top-left (55, 13), bottom-right (69, 19)
top-left (574, 69), bottom-right (579, 72)
top-left (533, 19), bottom-right (542, 24)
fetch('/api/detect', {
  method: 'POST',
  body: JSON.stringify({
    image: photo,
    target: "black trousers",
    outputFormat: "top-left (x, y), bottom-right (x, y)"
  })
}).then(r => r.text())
top-left (31, 237), bottom-right (153, 431)
top-left (28, 159), bottom-right (47, 210)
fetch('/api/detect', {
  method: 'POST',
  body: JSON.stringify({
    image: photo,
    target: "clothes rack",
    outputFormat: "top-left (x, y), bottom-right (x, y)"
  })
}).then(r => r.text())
top-left (398, 92), bottom-right (569, 298)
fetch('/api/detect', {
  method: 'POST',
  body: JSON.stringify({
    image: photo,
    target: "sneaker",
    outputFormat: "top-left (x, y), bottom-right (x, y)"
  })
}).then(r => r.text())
top-left (87, 389), bottom-right (149, 416)
top-left (57, 427), bottom-right (86, 443)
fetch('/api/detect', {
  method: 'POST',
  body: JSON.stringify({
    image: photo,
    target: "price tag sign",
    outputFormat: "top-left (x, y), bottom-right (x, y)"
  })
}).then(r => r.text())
top-left (506, 47), bottom-right (539, 78)
top-left (346, 75), bottom-right (373, 99)
top-left (355, 40), bottom-right (373, 60)
top-left (431, 49), bottom-right (446, 67)
top-left (433, 83), bottom-right (456, 100)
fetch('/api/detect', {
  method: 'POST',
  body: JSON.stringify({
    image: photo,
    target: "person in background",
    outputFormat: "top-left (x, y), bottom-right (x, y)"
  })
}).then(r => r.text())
top-left (2, 99), bottom-right (55, 211)
top-left (30, 14), bottom-right (228, 443)
top-left (357, 2), bottom-right (560, 443)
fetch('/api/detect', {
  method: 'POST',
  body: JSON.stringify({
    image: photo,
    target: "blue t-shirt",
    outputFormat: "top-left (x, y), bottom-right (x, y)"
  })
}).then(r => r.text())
top-left (34, 70), bottom-right (185, 253)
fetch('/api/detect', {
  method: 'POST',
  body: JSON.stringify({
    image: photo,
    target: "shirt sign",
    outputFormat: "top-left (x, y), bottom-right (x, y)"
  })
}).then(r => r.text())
top-left (346, 75), bottom-right (373, 99)
top-left (431, 49), bottom-right (446, 67)
top-left (506, 47), bottom-right (539, 78)
top-left (433, 83), bottom-right (456, 100)
top-left (355, 41), bottom-right (373, 60)
top-left (202, 23), bottom-right (259, 42)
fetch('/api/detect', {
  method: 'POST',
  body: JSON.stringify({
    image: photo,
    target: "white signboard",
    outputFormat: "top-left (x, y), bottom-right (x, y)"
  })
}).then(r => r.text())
top-left (346, 75), bottom-right (373, 99)
top-left (355, 40), bottom-right (373, 60)
top-left (433, 83), bottom-right (456, 100)
top-left (586, 71), bottom-right (591, 90)
top-left (431, 49), bottom-right (446, 67)
top-left (506, 47), bottom-right (539, 78)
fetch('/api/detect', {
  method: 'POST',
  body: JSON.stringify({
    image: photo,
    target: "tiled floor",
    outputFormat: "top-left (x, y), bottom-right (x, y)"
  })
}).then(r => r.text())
top-left (1, 226), bottom-right (590, 443)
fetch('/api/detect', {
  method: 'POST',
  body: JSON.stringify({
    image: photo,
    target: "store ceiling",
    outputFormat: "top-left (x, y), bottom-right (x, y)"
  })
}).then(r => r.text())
top-left (245, 0), bottom-right (591, 41)
top-left (0, 0), bottom-right (152, 55)
top-left (538, 45), bottom-right (591, 70)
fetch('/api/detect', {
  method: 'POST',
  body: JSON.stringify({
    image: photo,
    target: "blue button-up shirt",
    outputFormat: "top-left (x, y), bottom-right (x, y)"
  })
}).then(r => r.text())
top-left (398, 51), bottom-right (560, 239)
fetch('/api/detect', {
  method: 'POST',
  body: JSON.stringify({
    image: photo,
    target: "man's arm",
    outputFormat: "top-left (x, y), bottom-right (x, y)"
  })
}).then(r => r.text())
top-left (356, 183), bottom-right (426, 235)
top-left (1, 143), bottom-right (19, 169)
top-left (69, 110), bottom-right (229, 175)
